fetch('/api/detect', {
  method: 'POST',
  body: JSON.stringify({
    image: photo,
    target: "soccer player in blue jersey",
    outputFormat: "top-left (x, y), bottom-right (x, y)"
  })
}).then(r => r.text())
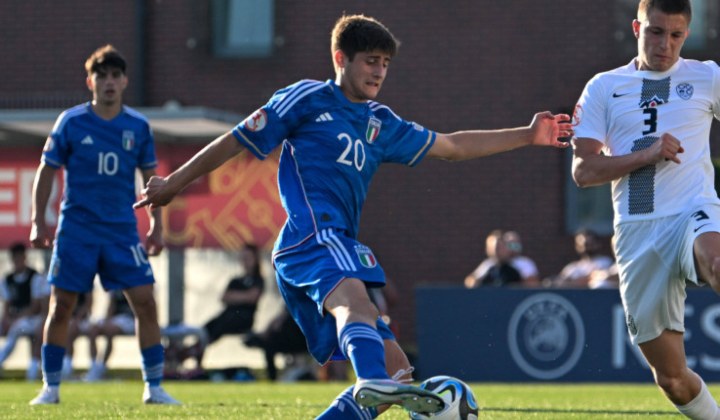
top-left (135, 15), bottom-right (572, 418)
top-left (28, 45), bottom-right (179, 405)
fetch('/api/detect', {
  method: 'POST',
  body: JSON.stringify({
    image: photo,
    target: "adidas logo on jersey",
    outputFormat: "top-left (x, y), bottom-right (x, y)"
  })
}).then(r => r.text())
top-left (81, 136), bottom-right (94, 145)
top-left (315, 112), bottom-right (333, 122)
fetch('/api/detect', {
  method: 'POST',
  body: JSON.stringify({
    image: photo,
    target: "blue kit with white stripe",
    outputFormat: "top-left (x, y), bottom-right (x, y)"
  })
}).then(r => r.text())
top-left (232, 79), bottom-right (436, 362)
top-left (42, 103), bottom-right (158, 292)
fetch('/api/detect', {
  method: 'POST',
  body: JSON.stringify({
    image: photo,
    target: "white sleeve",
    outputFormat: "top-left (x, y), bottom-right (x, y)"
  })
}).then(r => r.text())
top-left (512, 256), bottom-right (539, 278)
top-left (471, 259), bottom-right (494, 279)
top-left (573, 74), bottom-right (609, 143)
top-left (31, 273), bottom-right (50, 299)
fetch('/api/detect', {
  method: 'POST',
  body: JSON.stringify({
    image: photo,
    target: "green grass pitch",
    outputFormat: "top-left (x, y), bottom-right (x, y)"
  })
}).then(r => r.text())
top-left (0, 380), bottom-right (700, 419)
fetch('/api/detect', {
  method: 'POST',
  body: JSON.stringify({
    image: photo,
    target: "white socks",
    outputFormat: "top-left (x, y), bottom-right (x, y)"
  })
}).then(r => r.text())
top-left (677, 381), bottom-right (720, 420)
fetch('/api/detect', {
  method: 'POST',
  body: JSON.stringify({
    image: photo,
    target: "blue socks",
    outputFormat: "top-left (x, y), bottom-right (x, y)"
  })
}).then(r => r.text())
top-left (316, 385), bottom-right (378, 419)
top-left (338, 322), bottom-right (388, 380)
top-left (41, 344), bottom-right (65, 386)
top-left (140, 344), bottom-right (164, 387)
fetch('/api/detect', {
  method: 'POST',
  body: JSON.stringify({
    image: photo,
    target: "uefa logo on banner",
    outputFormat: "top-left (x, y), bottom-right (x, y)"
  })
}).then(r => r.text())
top-left (507, 293), bottom-right (585, 380)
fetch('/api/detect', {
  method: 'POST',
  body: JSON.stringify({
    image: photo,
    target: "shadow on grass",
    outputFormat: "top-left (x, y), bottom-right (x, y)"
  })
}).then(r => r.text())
top-left (484, 407), bottom-right (678, 417)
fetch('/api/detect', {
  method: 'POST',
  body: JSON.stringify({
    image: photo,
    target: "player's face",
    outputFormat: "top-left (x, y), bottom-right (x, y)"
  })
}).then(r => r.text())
top-left (633, 9), bottom-right (689, 72)
top-left (87, 66), bottom-right (128, 106)
top-left (337, 50), bottom-right (391, 102)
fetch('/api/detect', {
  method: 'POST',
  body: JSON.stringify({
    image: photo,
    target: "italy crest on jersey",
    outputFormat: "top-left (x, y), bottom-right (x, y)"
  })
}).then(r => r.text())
top-left (366, 116), bottom-right (381, 144)
top-left (354, 245), bottom-right (377, 268)
top-left (122, 130), bottom-right (135, 150)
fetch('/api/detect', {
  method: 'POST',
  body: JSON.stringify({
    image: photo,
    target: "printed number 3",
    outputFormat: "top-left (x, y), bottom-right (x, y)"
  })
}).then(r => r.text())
top-left (642, 108), bottom-right (657, 135)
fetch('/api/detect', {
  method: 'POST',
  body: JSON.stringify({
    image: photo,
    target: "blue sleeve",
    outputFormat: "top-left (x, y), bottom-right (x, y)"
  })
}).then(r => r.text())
top-left (232, 91), bottom-right (295, 160)
top-left (376, 107), bottom-right (436, 166)
top-left (42, 112), bottom-right (71, 168)
top-left (138, 123), bottom-right (158, 170)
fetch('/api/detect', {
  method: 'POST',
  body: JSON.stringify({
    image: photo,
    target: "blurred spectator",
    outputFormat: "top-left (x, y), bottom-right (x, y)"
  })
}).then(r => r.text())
top-left (588, 263), bottom-right (619, 289)
top-left (168, 244), bottom-right (265, 372)
top-left (62, 292), bottom-right (93, 379)
top-left (83, 290), bottom-right (135, 381)
top-left (243, 307), bottom-right (309, 381)
top-left (464, 230), bottom-right (503, 288)
top-left (465, 230), bottom-right (540, 288)
top-left (548, 229), bottom-right (614, 288)
top-left (0, 242), bottom-right (50, 380)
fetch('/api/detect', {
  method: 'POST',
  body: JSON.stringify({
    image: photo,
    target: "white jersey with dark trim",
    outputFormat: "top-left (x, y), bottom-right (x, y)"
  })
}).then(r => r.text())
top-left (574, 58), bottom-right (720, 224)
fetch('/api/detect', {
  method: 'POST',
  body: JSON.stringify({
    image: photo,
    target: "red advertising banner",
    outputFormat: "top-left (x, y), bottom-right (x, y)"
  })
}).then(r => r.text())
top-left (0, 145), bottom-right (284, 250)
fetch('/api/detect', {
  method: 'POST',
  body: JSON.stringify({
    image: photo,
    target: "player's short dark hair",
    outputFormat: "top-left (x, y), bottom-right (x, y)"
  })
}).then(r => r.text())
top-left (638, 0), bottom-right (692, 22)
top-left (9, 242), bottom-right (26, 257)
top-left (84, 44), bottom-right (127, 75)
top-left (331, 14), bottom-right (399, 61)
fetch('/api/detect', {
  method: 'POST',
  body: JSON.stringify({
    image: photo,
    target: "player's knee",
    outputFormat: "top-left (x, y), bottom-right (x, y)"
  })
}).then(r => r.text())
top-left (655, 372), bottom-right (686, 399)
top-left (707, 257), bottom-right (720, 293)
top-left (49, 301), bottom-right (75, 323)
top-left (132, 304), bottom-right (157, 322)
top-left (128, 295), bottom-right (157, 318)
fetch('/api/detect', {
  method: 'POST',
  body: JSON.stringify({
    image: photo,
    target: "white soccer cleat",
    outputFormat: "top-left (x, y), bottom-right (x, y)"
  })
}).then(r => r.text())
top-left (353, 379), bottom-right (445, 414)
top-left (143, 385), bottom-right (181, 405)
top-left (29, 386), bottom-right (60, 405)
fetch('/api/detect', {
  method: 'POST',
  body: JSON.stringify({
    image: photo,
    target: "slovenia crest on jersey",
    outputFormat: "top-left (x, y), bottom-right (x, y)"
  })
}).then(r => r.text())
top-left (676, 83), bottom-right (694, 100)
top-left (122, 130), bottom-right (135, 150)
top-left (366, 116), bottom-right (381, 144)
top-left (354, 245), bottom-right (377, 268)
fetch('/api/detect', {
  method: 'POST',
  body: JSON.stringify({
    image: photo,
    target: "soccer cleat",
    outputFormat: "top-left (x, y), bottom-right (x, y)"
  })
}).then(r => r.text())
top-left (353, 379), bottom-right (445, 414)
top-left (29, 386), bottom-right (60, 405)
top-left (143, 385), bottom-right (181, 405)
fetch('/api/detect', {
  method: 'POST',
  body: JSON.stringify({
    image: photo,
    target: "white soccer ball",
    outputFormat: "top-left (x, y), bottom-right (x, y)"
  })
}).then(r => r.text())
top-left (409, 375), bottom-right (479, 420)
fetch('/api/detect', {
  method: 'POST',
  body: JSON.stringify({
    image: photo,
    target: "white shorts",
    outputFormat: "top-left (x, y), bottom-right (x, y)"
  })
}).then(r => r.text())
top-left (615, 203), bottom-right (720, 345)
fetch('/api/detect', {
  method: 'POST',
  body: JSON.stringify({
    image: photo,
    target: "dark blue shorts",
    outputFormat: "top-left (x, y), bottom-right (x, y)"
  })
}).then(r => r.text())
top-left (48, 237), bottom-right (155, 293)
top-left (273, 228), bottom-right (395, 363)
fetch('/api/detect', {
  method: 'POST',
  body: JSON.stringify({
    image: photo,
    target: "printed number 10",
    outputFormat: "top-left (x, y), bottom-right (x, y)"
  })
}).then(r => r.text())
top-left (98, 152), bottom-right (119, 175)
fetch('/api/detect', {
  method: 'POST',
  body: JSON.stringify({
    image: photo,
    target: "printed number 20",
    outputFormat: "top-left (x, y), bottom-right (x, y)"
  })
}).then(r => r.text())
top-left (336, 133), bottom-right (366, 171)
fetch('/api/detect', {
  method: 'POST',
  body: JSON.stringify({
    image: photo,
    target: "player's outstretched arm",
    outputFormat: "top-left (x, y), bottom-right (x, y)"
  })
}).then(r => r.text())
top-left (133, 131), bottom-right (245, 210)
top-left (571, 133), bottom-right (683, 188)
top-left (427, 112), bottom-right (572, 161)
top-left (30, 162), bottom-right (57, 249)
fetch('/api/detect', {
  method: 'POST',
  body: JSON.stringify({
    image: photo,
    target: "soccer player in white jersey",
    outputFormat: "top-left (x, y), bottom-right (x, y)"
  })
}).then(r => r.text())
top-left (134, 15), bottom-right (573, 418)
top-left (29, 45), bottom-right (179, 405)
top-left (572, 1), bottom-right (720, 418)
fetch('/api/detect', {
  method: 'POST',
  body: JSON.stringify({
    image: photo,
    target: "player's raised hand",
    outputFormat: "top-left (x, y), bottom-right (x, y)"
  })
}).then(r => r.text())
top-left (133, 175), bottom-right (176, 210)
top-left (529, 111), bottom-right (573, 148)
top-left (29, 222), bottom-right (53, 249)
